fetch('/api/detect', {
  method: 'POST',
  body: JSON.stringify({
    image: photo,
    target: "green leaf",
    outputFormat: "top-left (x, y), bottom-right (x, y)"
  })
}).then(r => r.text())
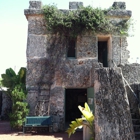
top-left (66, 118), bottom-right (84, 137)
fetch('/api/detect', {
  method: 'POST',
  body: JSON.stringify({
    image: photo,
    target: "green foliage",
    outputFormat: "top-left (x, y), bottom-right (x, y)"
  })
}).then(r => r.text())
top-left (0, 78), bottom-right (2, 88)
top-left (42, 5), bottom-right (131, 38)
top-left (66, 102), bottom-right (94, 140)
top-left (1, 67), bottom-right (29, 128)
top-left (66, 118), bottom-right (84, 137)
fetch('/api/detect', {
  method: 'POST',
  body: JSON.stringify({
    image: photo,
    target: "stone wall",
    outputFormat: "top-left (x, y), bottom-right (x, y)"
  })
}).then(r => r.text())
top-left (0, 91), bottom-right (12, 120)
top-left (94, 68), bottom-right (134, 140)
top-left (119, 63), bottom-right (140, 84)
top-left (0, 91), bottom-right (2, 115)
top-left (112, 37), bottom-right (130, 66)
top-left (77, 36), bottom-right (97, 59)
top-left (119, 63), bottom-right (140, 119)
top-left (126, 83), bottom-right (140, 118)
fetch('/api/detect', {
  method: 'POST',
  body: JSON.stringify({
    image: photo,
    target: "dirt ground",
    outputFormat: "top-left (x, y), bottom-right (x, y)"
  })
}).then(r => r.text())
top-left (0, 121), bottom-right (83, 140)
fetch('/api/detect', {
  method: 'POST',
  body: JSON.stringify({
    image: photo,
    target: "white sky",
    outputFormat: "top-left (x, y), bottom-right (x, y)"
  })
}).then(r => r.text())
top-left (0, 0), bottom-right (139, 75)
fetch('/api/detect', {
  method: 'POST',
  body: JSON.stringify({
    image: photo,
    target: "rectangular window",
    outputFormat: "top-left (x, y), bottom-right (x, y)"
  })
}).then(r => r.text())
top-left (98, 41), bottom-right (108, 67)
top-left (67, 39), bottom-right (76, 58)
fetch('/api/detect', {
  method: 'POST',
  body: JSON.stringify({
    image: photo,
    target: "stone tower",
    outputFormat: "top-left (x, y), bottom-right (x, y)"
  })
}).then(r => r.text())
top-left (24, 1), bottom-right (138, 139)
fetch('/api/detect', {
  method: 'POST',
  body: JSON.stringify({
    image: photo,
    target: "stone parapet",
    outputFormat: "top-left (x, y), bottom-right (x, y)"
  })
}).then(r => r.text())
top-left (107, 10), bottom-right (132, 18)
top-left (24, 9), bottom-right (42, 17)
top-left (112, 2), bottom-right (126, 10)
top-left (29, 1), bottom-right (42, 10)
top-left (69, 1), bottom-right (83, 9)
top-left (24, 1), bottom-right (42, 19)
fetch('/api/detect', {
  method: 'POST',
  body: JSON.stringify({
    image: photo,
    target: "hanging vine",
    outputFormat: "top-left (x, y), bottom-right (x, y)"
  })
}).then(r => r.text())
top-left (42, 5), bottom-right (131, 38)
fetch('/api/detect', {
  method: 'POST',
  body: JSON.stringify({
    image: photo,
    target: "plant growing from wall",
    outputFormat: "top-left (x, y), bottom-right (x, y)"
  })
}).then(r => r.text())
top-left (42, 5), bottom-right (131, 38)
top-left (66, 102), bottom-right (94, 140)
top-left (1, 68), bottom-right (29, 128)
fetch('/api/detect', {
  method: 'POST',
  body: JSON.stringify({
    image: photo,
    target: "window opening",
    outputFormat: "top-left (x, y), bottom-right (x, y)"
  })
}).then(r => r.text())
top-left (98, 41), bottom-right (108, 67)
top-left (67, 39), bottom-right (76, 58)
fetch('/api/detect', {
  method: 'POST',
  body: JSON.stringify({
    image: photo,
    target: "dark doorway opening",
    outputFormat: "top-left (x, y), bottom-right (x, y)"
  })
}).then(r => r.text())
top-left (65, 89), bottom-right (87, 123)
top-left (98, 41), bottom-right (108, 67)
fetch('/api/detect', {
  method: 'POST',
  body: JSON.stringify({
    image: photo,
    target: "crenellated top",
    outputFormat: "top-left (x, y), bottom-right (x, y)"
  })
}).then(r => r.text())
top-left (106, 2), bottom-right (131, 19)
top-left (24, 1), bottom-right (131, 20)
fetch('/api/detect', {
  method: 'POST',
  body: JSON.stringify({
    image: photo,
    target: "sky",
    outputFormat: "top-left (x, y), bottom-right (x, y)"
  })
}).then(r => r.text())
top-left (0, 0), bottom-right (140, 75)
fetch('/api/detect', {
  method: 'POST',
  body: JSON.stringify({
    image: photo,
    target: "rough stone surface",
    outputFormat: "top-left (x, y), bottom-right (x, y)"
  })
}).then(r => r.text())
top-left (1, 91), bottom-right (12, 119)
top-left (77, 36), bottom-right (97, 59)
top-left (107, 10), bottom-right (132, 18)
top-left (119, 63), bottom-right (140, 84)
top-left (120, 37), bottom-right (130, 64)
top-left (26, 58), bottom-right (50, 89)
top-left (24, 1), bottom-right (134, 137)
top-left (94, 68), bottom-right (135, 140)
top-left (112, 2), bottom-right (126, 10)
top-left (29, 1), bottom-right (42, 10)
top-left (28, 16), bottom-right (47, 35)
top-left (112, 36), bottom-right (129, 66)
top-left (69, 2), bottom-right (83, 9)
top-left (0, 91), bottom-right (2, 115)
top-left (126, 83), bottom-right (140, 118)
top-left (24, 9), bottom-right (42, 17)
top-left (61, 59), bottom-right (100, 88)
top-left (27, 34), bottom-right (47, 59)
top-left (26, 90), bottom-right (38, 115)
top-left (50, 87), bottom-right (65, 131)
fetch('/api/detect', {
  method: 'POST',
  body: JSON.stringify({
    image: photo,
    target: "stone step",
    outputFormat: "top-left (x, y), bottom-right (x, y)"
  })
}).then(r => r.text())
top-left (135, 132), bottom-right (140, 135)
top-left (134, 125), bottom-right (140, 127)
top-left (132, 119), bottom-right (140, 125)
top-left (132, 119), bottom-right (140, 121)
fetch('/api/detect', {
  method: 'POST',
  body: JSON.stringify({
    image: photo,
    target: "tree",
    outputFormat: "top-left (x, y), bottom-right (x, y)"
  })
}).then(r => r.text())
top-left (1, 67), bottom-right (29, 128)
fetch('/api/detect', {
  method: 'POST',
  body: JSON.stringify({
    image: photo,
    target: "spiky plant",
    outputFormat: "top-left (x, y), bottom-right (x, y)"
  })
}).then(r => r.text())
top-left (66, 102), bottom-right (94, 140)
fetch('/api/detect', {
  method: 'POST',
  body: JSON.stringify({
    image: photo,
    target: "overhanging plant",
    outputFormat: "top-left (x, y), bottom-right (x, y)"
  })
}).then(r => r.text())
top-left (66, 102), bottom-right (94, 140)
top-left (42, 5), bottom-right (131, 38)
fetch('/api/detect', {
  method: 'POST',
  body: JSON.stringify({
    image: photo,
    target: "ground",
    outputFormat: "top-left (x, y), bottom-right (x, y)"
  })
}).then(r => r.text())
top-left (0, 121), bottom-right (82, 140)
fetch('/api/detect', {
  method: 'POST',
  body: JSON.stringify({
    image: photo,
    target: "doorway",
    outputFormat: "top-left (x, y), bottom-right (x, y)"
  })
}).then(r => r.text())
top-left (98, 41), bottom-right (108, 67)
top-left (65, 89), bottom-right (87, 123)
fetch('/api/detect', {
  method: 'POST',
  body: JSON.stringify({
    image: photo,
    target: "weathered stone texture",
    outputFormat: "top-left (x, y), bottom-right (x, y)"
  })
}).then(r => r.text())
top-left (29, 1), bottom-right (42, 10)
top-left (69, 2), bottom-right (83, 9)
top-left (1, 91), bottom-right (12, 118)
top-left (107, 10), bottom-right (132, 18)
top-left (28, 16), bottom-right (47, 35)
top-left (24, 9), bottom-right (42, 16)
top-left (26, 58), bottom-right (50, 89)
top-left (112, 37), bottom-right (121, 65)
top-left (27, 34), bottom-right (47, 59)
top-left (112, 2), bottom-right (126, 10)
top-left (119, 63), bottom-right (140, 84)
top-left (26, 90), bottom-right (38, 115)
top-left (61, 59), bottom-right (100, 88)
top-left (50, 87), bottom-right (65, 131)
top-left (120, 37), bottom-right (130, 64)
top-left (94, 68), bottom-right (134, 140)
top-left (112, 36), bottom-right (129, 65)
top-left (126, 83), bottom-right (140, 118)
top-left (77, 36), bottom-right (97, 59)
top-left (24, 1), bottom-right (134, 136)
